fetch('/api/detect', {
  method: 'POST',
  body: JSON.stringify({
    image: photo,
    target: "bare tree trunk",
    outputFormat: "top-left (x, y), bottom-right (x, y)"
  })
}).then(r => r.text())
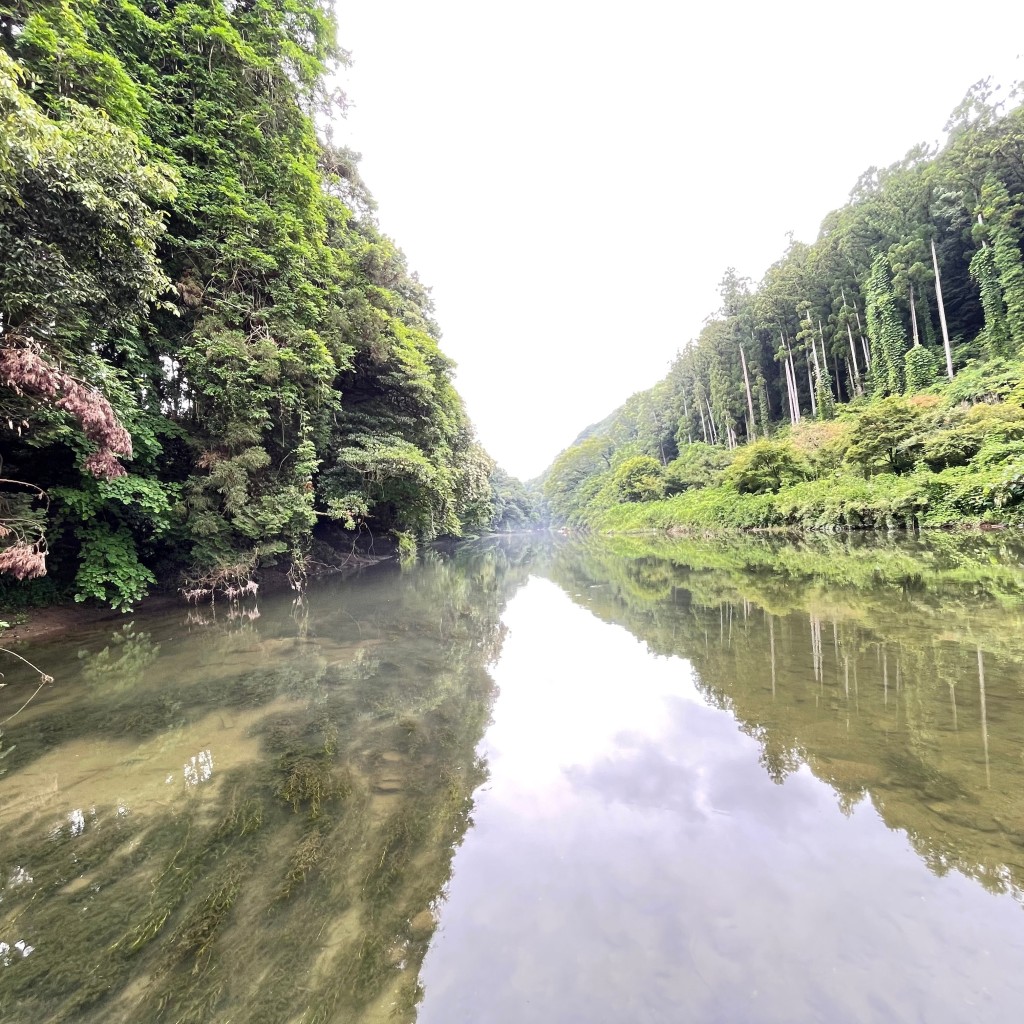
top-left (853, 300), bottom-right (866, 338)
top-left (842, 287), bottom-right (867, 341)
top-left (703, 393), bottom-right (718, 444)
top-left (739, 346), bottom-right (757, 441)
top-left (843, 287), bottom-right (871, 367)
top-left (909, 284), bottom-right (920, 347)
top-left (931, 237), bottom-right (954, 379)
top-left (978, 647), bottom-right (990, 788)
top-left (696, 388), bottom-right (709, 443)
top-left (784, 357), bottom-right (798, 424)
top-left (785, 337), bottom-right (801, 422)
top-left (780, 333), bottom-right (795, 422)
top-left (681, 388), bottom-right (693, 444)
top-left (817, 321), bottom-right (837, 399)
top-left (809, 337), bottom-right (823, 407)
top-left (847, 322), bottom-right (863, 393)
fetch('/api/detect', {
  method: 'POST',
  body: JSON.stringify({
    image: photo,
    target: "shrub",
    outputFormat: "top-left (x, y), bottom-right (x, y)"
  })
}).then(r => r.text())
top-left (723, 439), bottom-right (809, 494)
top-left (664, 443), bottom-right (731, 493)
top-left (965, 402), bottom-right (1024, 438)
top-left (844, 397), bottom-right (925, 475)
top-left (612, 456), bottom-right (666, 503)
top-left (942, 358), bottom-right (1024, 405)
top-left (788, 419), bottom-right (853, 477)
top-left (921, 425), bottom-right (985, 469)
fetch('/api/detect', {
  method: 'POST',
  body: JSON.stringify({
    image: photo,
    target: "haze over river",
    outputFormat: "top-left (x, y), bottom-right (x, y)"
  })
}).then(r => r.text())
top-left (3, 532), bottom-right (1024, 1023)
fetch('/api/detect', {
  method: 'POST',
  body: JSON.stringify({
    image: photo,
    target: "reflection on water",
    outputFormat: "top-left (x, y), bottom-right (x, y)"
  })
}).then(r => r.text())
top-left (545, 535), bottom-right (1024, 908)
top-left (3, 532), bottom-right (1024, 1022)
top-left (415, 533), bottom-right (1024, 1024)
top-left (0, 542), bottom-right (535, 1024)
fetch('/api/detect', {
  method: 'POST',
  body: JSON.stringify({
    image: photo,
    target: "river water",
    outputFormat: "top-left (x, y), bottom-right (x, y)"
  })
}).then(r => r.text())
top-left (2, 533), bottom-right (1024, 1023)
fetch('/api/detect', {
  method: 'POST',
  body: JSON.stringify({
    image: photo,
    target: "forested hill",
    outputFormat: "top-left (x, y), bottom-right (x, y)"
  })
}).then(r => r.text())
top-left (0, 2), bottom-right (533, 611)
top-left (542, 80), bottom-right (1024, 533)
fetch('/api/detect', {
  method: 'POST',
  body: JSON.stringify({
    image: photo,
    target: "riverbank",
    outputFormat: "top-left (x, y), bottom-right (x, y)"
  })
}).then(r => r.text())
top-left (584, 461), bottom-right (1024, 534)
top-left (0, 601), bottom-right (171, 645)
top-left (0, 552), bottom-right (391, 646)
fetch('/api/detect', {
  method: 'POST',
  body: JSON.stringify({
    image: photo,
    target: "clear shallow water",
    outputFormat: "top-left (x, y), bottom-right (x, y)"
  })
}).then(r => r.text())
top-left (3, 534), bottom-right (1024, 1022)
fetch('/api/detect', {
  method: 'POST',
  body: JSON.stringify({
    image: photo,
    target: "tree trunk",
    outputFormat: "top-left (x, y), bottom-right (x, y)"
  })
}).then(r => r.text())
top-left (978, 647), bottom-right (990, 787)
top-left (818, 321), bottom-right (836, 398)
top-left (909, 283), bottom-right (920, 346)
top-left (779, 333), bottom-right (794, 422)
top-left (703, 393), bottom-right (718, 444)
top-left (739, 346), bottom-right (757, 441)
top-left (809, 336), bottom-right (823, 386)
top-left (783, 356), bottom-right (796, 424)
top-left (844, 287), bottom-right (871, 367)
top-left (847, 322), bottom-right (863, 393)
top-left (931, 237), bottom-right (954, 379)
top-left (785, 337), bottom-right (801, 422)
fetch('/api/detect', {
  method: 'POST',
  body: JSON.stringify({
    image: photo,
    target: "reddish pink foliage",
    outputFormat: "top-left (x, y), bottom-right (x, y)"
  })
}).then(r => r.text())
top-left (0, 347), bottom-right (60, 398)
top-left (0, 541), bottom-right (47, 580)
top-left (83, 450), bottom-right (128, 479)
top-left (1, 345), bottom-right (132, 479)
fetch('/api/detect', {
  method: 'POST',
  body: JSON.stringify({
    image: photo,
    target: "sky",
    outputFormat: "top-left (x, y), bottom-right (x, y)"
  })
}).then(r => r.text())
top-left (333, 1), bottom-right (1023, 480)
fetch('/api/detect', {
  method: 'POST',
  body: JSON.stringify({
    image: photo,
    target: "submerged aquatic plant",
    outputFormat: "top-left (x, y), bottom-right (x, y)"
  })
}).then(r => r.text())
top-left (277, 756), bottom-right (350, 818)
top-left (0, 544), bottom-right (525, 1024)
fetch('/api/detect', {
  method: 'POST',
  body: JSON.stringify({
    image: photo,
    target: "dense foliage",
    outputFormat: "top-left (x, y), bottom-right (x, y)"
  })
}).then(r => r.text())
top-left (542, 80), bottom-right (1024, 532)
top-left (0, 1), bottom-right (529, 608)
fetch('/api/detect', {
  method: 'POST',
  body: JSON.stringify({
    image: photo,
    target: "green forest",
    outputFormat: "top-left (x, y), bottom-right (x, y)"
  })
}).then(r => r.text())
top-left (0, 1), bottom-right (535, 612)
top-left (542, 80), bottom-right (1024, 534)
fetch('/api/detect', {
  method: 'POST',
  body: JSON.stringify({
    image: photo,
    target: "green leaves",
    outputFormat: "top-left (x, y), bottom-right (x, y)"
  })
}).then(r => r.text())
top-left (2, 1), bottom-right (502, 602)
top-left (72, 523), bottom-right (156, 611)
top-left (724, 440), bottom-right (809, 495)
top-left (865, 254), bottom-right (907, 396)
top-left (613, 456), bottom-right (666, 503)
top-left (843, 398), bottom-right (926, 476)
top-left (904, 345), bottom-right (939, 393)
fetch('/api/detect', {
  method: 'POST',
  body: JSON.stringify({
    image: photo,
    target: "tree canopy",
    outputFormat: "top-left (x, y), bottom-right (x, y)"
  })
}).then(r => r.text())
top-left (541, 78), bottom-right (1024, 530)
top-left (0, 1), bottom-right (531, 607)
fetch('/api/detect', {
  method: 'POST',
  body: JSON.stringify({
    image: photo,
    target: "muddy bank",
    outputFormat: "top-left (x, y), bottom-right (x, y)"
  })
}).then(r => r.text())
top-left (1, 553), bottom-right (391, 646)
top-left (0, 597), bottom-right (176, 645)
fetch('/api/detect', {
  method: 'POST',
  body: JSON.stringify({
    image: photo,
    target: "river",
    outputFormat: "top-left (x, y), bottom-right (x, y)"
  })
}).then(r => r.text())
top-left (2, 533), bottom-right (1024, 1023)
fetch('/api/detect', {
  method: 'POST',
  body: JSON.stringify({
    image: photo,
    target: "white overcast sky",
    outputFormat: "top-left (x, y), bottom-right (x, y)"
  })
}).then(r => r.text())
top-left (333, 1), bottom-right (1023, 480)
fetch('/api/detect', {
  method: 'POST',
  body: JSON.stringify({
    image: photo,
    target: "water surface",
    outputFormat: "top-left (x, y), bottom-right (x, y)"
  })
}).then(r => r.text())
top-left (3, 533), bottom-right (1024, 1022)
